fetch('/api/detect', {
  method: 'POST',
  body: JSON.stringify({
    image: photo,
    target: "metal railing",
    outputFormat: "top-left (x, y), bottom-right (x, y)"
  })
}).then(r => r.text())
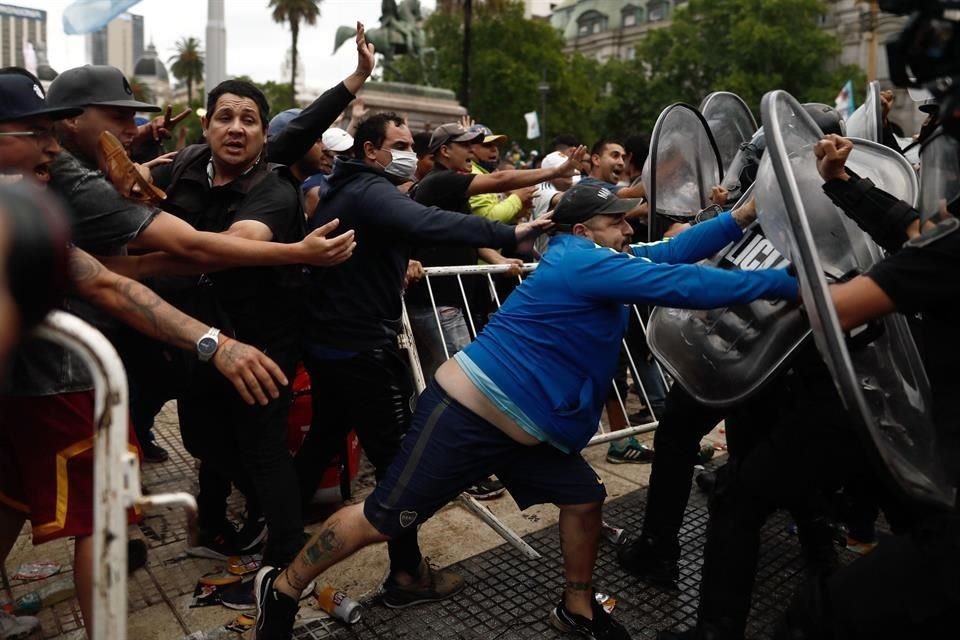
top-left (400, 262), bottom-right (673, 557)
top-left (34, 311), bottom-right (198, 640)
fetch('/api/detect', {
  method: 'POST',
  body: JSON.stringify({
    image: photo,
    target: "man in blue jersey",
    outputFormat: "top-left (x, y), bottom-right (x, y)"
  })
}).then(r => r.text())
top-left (253, 182), bottom-right (798, 640)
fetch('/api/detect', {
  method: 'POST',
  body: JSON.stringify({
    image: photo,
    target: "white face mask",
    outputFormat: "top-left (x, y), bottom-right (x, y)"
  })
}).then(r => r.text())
top-left (379, 149), bottom-right (418, 183)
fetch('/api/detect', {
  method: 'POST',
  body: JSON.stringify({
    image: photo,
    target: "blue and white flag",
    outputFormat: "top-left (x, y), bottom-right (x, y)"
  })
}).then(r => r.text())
top-left (834, 80), bottom-right (856, 118)
top-left (63, 0), bottom-right (143, 35)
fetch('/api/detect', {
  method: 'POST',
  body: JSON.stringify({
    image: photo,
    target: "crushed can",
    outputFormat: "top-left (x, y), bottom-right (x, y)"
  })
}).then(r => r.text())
top-left (316, 587), bottom-right (362, 624)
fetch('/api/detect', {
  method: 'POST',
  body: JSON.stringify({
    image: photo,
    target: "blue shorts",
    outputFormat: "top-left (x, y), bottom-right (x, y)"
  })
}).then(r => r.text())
top-left (364, 380), bottom-right (608, 538)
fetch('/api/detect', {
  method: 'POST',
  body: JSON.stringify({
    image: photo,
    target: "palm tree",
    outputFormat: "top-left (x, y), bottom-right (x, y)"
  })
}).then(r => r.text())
top-left (268, 0), bottom-right (321, 108)
top-left (168, 37), bottom-right (204, 106)
top-left (127, 77), bottom-right (154, 105)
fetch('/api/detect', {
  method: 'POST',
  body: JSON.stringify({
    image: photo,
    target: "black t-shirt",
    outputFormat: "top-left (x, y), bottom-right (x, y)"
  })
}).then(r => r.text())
top-left (153, 147), bottom-right (305, 346)
top-left (408, 166), bottom-right (479, 308)
top-left (868, 219), bottom-right (960, 473)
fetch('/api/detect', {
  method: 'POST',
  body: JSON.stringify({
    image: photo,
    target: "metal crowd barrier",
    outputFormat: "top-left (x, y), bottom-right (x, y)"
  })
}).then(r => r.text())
top-left (399, 263), bottom-right (673, 558)
top-left (34, 311), bottom-right (198, 640)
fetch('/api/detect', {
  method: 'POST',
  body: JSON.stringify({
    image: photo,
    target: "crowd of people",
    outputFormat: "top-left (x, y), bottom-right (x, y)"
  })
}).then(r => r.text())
top-left (1, 3), bottom-right (958, 640)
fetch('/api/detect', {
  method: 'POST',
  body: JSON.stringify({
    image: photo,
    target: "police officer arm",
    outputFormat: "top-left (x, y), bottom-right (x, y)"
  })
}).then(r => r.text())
top-left (829, 276), bottom-right (897, 332)
top-left (815, 135), bottom-right (924, 251)
top-left (67, 247), bottom-right (288, 405)
top-left (466, 146), bottom-right (586, 197)
top-left (266, 22), bottom-right (375, 165)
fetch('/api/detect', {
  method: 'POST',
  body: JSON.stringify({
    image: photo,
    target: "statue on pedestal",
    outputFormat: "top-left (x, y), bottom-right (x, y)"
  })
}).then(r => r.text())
top-left (334, 0), bottom-right (434, 84)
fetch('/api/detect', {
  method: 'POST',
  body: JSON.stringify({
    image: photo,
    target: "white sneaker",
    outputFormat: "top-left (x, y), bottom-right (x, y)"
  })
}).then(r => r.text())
top-left (0, 610), bottom-right (40, 639)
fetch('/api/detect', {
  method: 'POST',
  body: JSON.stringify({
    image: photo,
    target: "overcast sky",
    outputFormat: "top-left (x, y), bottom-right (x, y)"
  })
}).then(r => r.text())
top-left (33, 0), bottom-right (437, 92)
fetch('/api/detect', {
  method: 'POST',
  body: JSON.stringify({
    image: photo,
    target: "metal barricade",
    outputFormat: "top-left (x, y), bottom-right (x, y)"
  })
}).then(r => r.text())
top-left (400, 263), bottom-right (673, 557)
top-left (34, 311), bottom-right (198, 640)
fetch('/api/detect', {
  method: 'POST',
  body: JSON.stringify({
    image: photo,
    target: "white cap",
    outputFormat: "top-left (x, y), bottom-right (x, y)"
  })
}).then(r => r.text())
top-left (321, 127), bottom-right (354, 152)
top-left (541, 150), bottom-right (568, 170)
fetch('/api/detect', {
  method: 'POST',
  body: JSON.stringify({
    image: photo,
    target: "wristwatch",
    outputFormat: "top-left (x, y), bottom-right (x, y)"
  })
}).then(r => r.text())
top-left (196, 327), bottom-right (221, 362)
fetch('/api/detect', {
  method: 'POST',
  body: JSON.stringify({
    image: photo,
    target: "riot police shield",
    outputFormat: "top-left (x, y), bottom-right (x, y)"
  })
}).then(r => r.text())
top-left (649, 105), bottom-right (925, 411)
top-left (647, 183), bottom-right (808, 407)
top-left (756, 89), bottom-right (953, 508)
top-left (642, 103), bottom-right (723, 241)
top-left (844, 80), bottom-right (883, 142)
top-left (919, 131), bottom-right (960, 223)
top-left (700, 91), bottom-right (759, 174)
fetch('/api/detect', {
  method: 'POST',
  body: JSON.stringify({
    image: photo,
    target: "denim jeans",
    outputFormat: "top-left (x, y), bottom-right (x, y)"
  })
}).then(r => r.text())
top-left (407, 304), bottom-right (472, 381)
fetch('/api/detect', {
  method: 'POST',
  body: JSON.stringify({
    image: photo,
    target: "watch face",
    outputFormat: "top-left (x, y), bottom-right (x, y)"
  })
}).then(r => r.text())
top-left (198, 336), bottom-right (218, 356)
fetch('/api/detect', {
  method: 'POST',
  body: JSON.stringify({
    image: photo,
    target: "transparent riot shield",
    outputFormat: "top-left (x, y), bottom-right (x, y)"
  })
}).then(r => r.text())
top-left (642, 103), bottom-right (723, 241)
top-left (919, 131), bottom-right (960, 223)
top-left (755, 89), bottom-right (953, 508)
top-left (700, 91), bottom-right (759, 174)
top-left (845, 80), bottom-right (883, 142)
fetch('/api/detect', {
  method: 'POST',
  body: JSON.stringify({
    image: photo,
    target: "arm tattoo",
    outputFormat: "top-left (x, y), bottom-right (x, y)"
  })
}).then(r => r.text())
top-left (565, 580), bottom-right (593, 592)
top-left (68, 248), bottom-right (104, 284)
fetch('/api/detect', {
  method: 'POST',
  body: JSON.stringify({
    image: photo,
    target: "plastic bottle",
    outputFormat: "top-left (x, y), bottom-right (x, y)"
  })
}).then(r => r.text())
top-left (316, 587), bottom-right (362, 624)
top-left (13, 578), bottom-right (75, 614)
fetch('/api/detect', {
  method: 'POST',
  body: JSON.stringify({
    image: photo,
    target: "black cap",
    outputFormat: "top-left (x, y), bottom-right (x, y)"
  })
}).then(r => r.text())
top-left (428, 122), bottom-right (483, 152)
top-left (0, 73), bottom-right (82, 123)
top-left (553, 182), bottom-right (642, 229)
top-left (47, 65), bottom-right (161, 112)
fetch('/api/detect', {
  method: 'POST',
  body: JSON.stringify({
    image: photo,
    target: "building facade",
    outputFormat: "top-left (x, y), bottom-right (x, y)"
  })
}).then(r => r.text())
top-left (549, 0), bottom-right (922, 130)
top-left (0, 3), bottom-right (45, 70)
top-left (86, 12), bottom-right (144, 78)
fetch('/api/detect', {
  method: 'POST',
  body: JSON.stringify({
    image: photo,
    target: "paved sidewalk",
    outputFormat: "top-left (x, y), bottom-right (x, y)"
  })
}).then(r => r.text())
top-left (1, 401), bottom-right (739, 639)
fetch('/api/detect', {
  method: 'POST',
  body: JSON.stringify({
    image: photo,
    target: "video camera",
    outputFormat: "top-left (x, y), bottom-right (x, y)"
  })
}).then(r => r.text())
top-left (882, 0), bottom-right (960, 137)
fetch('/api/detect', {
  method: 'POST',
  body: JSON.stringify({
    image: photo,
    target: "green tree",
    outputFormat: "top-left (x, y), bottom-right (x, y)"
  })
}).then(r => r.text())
top-left (601, 0), bottom-right (865, 136)
top-left (127, 77), bottom-right (154, 105)
top-left (168, 37), bottom-right (204, 107)
top-left (387, 0), bottom-right (606, 150)
top-left (233, 75), bottom-right (296, 115)
top-left (268, 0), bottom-right (322, 109)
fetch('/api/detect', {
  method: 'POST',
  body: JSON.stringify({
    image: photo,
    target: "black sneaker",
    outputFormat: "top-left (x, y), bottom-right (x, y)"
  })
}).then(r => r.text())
top-left (616, 537), bottom-right (679, 585)
top-left (141, 441), bottom-right (169, 463)
top-left (465, 477), bottom-right (506, 500)
top-left (235, 513), bottom-right (268, 553)
top-left (255, 566), bottom-right (299, 640)
top-left (381, 558), bottom-right (466, 608)
top-left (187, 528), bottom-right (241, 560)
top-left (221, 578), bottom-right (256, 611)
top-left (550, 595), bottom-right (631, 639)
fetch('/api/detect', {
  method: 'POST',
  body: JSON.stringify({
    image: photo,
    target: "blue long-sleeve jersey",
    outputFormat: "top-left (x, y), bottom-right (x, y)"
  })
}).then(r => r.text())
top-left (461, 212), bottom-right (798, 452)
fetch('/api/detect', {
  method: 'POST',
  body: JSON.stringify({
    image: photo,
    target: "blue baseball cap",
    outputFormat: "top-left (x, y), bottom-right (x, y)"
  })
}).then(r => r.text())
top-left (267, 108), bottom-right (302, 141)
top-left (0, 72), bottom-right (83, 123)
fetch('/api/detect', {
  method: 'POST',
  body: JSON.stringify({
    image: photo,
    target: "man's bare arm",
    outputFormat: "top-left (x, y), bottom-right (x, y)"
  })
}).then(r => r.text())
top-left (123, 213), bottom-right (354, 276)
top-left (69, 248), bottom-right (288, 405)
top-left (467, 147), bottom-right (586, 197)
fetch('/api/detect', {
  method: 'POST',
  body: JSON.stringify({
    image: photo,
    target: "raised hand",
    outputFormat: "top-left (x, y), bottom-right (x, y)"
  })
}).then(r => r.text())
top-left (555, 146), bottom-right (587, 178)
top-left (298, 219), bottom-right (356, 266)
top-left (212, 337), bottom-right (289, 405)
top-left (356, 22), bottom-right (376, 78)
top-left (814, 134), bottom-right (853, 182)
top-left (142, 106), bottom-right (192, 142)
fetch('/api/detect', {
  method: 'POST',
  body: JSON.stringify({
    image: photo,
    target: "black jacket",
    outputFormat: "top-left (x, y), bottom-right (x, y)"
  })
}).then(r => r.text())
top-left (304, 159), bottom-right (518, 351)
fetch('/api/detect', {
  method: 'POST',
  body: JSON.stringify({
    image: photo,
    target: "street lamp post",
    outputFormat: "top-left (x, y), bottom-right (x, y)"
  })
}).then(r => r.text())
top-left (537, 71), bottom-right (550, 156)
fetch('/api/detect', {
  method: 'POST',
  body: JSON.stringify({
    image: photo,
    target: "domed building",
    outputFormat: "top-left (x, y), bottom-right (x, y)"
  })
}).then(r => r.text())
top-left (133, 42), bottom-right (172, 107)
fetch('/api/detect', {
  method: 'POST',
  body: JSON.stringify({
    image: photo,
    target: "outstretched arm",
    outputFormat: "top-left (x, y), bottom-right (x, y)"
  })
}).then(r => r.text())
top-left (69, 248), bottom-right (288, 405)
top-left (126, 213), bottom-right (354, 273)
top-left (267, 22), bottom-right (376, 165)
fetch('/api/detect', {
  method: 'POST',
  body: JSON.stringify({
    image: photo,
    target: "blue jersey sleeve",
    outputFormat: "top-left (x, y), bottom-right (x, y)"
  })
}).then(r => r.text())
top-left (569, 248), bottom-right (798, 308)
top-left (629, 212), bottom-right (743, 264)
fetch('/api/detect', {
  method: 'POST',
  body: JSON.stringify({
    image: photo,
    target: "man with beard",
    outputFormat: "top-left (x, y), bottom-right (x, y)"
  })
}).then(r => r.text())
top-left (254, 181), bottom-right (798, 640)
